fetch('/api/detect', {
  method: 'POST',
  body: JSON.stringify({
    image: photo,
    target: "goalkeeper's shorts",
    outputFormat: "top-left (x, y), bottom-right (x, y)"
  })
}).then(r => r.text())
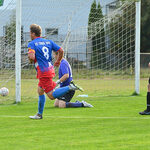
top-left (38, 77), bottom-right (56, 93)
top-left (58, 90), bottom-right (75, 102)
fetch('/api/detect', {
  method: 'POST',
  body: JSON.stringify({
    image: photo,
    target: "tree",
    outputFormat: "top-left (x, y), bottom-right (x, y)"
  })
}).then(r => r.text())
top-left (96, 2), bottom-right (103, 20)
top-left (107, 1), bottom-right (135, 70)
top-left (88, 0), bottom-right (105, 69)
top-left (88, 0), bottom-right (97, 38)
top-left (96, 2), bottom-right (105, 69)
top-left (4, 10), bottom-right (23, 47)
top-left (0, 0), bottom-right (4, 6)
top-left (2, 10), bottom-right (23, 69)
top-left (4, 12), bottom-right (16, 46)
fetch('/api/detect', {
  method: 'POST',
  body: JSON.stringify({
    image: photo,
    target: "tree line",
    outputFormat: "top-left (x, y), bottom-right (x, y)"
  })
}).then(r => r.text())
top-left (88, 0), bottom-right (146, 70)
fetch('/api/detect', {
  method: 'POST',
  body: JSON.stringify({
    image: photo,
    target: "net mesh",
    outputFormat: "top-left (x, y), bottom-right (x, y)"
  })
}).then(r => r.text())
top-left (66, 1), bottom-right (135, 79)
top-left (0, 0), bottom-right (137, 102)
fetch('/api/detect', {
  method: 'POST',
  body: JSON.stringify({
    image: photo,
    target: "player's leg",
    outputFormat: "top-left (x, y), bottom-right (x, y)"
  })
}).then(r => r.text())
top-left (54, 99), bottom-right (59, 107)
top-left (58, 100), bottom-right (66, 108)
top-left (57, 91), bottom-right (82, 108)
top-left (58, 100), bottom-right (84, 108)
top-left (65, 101), bottom-right (84, 107)
top-left (59, 100), bottom-right (93, 108)
top-left (40, 77), bottom-right (70, 100)
top-left (62, 90), bottom-right (93, 108)
top-left (57, 91), bottom-right (91, 108)
top-left (37, 86), bottom-right (46, 116)
top-left (29, 86), bottom-right (45, 119)
top-left (139, 78), bottom-right (150, 115)
top-left (47, 81), bottom-right (84, 100)
top-left (48, 86), bottom-right (71, 100)
top-left (65, 91), bottom-right (83, 107)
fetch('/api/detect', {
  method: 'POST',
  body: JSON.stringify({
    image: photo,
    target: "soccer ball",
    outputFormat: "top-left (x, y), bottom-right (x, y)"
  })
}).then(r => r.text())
top-left (0, 87), bottom-right (9, 96)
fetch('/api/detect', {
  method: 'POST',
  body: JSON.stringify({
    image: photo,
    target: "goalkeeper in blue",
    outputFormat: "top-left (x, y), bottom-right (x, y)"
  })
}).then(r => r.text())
top-left (28, 24), bottom-right (83, 119)
top-left (53, 52), bottom-right (93, 108)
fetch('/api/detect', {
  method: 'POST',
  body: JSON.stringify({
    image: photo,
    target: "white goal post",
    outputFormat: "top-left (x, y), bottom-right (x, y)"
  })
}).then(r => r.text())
top-left (15, 0), bottom-right (22, 103)
top-left (135, 1), bottom-right (141, 95)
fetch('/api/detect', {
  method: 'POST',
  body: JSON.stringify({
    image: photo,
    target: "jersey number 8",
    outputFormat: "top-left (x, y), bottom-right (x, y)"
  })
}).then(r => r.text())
top-left (42, 46), bottom-right (49, 60)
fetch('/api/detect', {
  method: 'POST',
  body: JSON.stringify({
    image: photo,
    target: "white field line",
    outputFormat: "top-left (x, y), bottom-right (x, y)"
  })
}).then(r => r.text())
top-left (76, 95), bottom-right (144, 98)
top-left (0, 115), bottom-right (150, 119)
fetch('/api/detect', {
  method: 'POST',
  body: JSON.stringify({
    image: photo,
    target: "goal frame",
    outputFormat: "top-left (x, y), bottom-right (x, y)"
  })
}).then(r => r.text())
top-left (15, 0), bottom-right (141, 102)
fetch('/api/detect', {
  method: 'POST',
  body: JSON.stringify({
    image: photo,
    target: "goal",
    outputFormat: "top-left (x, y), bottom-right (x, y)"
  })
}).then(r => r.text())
top-left (0, 0), bottom-right (141, 103)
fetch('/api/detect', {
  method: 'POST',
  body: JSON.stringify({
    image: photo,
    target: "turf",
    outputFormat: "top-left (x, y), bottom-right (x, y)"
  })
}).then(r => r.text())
top-left (0, 79), bottom-right (150, 150)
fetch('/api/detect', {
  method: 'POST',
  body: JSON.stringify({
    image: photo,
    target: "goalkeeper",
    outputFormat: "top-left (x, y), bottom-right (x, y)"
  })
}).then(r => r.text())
top-left (53, 52), bottom-right (93, 108)
top-left (28, 24), bottom-right (83, 119)
top-left (139, 63), bottom-right (150, 115)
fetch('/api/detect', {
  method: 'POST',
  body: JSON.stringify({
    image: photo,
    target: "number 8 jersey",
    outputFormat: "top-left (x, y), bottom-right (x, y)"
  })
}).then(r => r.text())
top-left (28, 37), bottom-right (61, 78)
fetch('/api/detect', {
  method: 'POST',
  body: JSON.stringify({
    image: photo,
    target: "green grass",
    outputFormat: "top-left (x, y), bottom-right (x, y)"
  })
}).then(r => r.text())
top-left (0, 79), bottom-right (150, 150)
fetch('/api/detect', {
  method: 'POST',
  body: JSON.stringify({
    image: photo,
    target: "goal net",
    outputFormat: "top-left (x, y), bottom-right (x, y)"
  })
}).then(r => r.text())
top-left (0, 0), bottom-right (139, 103)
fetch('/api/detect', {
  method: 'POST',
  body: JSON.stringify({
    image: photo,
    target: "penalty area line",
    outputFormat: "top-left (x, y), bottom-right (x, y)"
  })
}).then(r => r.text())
top-left (0, 115), bottom-right (150, 119)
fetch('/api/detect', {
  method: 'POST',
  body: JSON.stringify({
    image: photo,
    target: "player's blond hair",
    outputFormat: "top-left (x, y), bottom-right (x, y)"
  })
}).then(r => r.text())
top-left (30, 24), bottom-right (42, 37)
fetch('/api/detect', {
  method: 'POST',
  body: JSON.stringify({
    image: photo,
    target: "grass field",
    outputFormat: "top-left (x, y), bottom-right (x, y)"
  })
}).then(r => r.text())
top-left (0, 79), bottom-right (150, 150)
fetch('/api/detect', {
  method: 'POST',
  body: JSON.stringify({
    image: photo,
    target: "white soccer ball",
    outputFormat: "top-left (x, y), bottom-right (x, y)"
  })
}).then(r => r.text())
top-left (0, 87), bottom-right (9, 96)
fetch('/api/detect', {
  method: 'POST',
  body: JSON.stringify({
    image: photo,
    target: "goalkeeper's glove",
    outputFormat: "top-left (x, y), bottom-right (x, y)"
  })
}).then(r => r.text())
top-left (54, 80), bottom-right (61, 90)
top-left (56, 79), bottom-right (62, 86)
top-left (56, 80), bottom-right (61, 85)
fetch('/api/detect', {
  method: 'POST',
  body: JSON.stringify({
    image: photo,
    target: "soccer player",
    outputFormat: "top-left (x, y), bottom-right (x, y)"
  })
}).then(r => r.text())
top-left (139, 63), bottom-right (150, 115)
top-left (53, 52), bottom-right (93, 108)
top-left (28, 24), bottom-right (82, 119)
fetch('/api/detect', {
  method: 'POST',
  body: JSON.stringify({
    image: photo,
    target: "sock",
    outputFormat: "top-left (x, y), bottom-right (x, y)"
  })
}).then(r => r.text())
top-left (52, 86), bottom-right (70, 98)
top-left (38, 95), bottom-right (46, 115)
top-left (147, 92), bottom-right (150, 111)
top-left (66, 102), bottom-right (84, 108)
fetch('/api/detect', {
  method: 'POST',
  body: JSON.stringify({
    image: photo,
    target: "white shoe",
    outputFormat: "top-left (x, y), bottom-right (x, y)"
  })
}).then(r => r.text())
top-left (69, 81), bottom-right (84, 92)
top-left (82, 101), bottom-right (93, 108)
top-left (29, 114), bottom-right (42, 119)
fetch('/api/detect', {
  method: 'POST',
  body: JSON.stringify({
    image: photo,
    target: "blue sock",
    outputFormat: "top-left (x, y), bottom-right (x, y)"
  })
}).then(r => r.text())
top-left (52, 86), bottom-right (70, 98)
top-left (66, 102), bottom-right (83, 108)
top-left (38, 95), bottom-right (46, 115)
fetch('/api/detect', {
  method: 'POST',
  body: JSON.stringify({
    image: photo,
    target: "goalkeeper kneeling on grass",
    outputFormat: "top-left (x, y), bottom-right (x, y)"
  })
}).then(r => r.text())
top-left (53, 51), bottom-right (93, 108)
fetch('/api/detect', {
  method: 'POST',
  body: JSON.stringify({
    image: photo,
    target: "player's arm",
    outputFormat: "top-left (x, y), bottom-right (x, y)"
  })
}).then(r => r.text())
top-left (28, 48), bottom-right (35, 63)
top-left (60, 73), bottom-right (69, 82)
top-left (54, 48), bottom-right (64, 67)
top-left (51, 40), bottom-right (64, 67)
top-left (56, 73), bottom-right (69, 85)
top-left (56, 62), bottom-right (69, 85)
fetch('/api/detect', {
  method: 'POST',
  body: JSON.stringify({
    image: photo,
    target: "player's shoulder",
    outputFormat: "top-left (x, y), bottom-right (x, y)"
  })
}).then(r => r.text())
top-left (41, 39), bottom-right (54, 45)
top-left (60, 59), bottom-right (69, 66)
top-left (28, 38), bottom-right (45, 47)
top-left (28, 40), bottom-right (35, 47)
top-left (48, 39), bottom-right (53, 42)
top-left (48, 39), bottom-right (57, 45)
